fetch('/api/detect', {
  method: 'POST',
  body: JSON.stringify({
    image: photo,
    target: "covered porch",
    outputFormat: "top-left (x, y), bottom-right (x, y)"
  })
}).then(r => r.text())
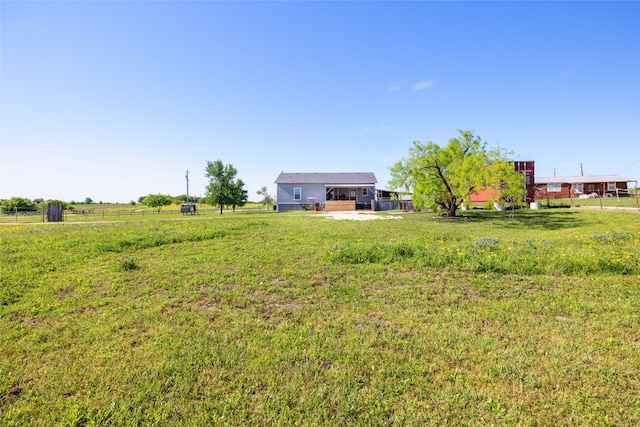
top-left (325, 185), bottom-right (374, 211)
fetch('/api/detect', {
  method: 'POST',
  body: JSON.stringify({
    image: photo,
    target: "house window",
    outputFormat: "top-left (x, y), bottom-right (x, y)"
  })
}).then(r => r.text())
top-left (362, 188), bottom-right (368, 197)
top-left (574, 183), bottom-right (583, 194)
top-left (607, 182), bottom-right (616, 191)
top-left (293, 187), bottom-right (301, 201)
top-left (547, 183), bottom-right (561, 193)
top-left (350, 189), bottom-right (356, 200)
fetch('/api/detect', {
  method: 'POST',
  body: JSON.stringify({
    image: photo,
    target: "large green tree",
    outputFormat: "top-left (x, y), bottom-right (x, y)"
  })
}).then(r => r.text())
top-left (389, 130), bottom-right (524, 217)
top-left (229, 179), bottom-right (248, 212)
top-left (205, 160), bottom-right (246, 214)
top-left (142, 193), bottom-right (173, 213)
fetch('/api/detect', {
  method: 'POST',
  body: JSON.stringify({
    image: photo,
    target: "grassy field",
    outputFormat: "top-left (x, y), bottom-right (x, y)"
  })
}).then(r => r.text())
top-left (1, 209), bottom-right (639, 425)
top-left (542, 196), bottom-right (640, 210)
top-left (0, 203), bottom-right (271, 224)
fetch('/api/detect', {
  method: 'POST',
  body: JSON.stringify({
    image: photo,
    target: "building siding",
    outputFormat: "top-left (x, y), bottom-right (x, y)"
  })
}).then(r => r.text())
top-left (468, 160), bottom-right (535, 204)
top-left (277, 184), bottom-right (326, 205)
top-left (276, 184), bottom-right (376, 211)
top-left (534, 180), bottom-right (629, 200)
top-left (513, 160), bottom-right (536, 202)
top-left (275, 172), bottom-right (378, 211)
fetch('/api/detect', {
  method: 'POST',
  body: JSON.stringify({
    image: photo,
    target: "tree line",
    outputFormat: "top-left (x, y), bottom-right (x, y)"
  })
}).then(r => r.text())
top-left (139, 160), bottom-right (273, 214)
top-left (4, 133), bottom-right (529, 218)
top-left (2, 159), bottom-right (274, 215)
top-left (0, 198), bottom-right (74, 215)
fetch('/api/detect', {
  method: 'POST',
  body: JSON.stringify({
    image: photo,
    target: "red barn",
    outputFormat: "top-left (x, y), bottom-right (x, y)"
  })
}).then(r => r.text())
top-left (469, 160), bottom-right (535, 204)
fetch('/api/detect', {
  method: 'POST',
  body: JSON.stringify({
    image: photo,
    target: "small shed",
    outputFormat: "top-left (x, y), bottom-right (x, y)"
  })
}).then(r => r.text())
top-left (47, 203), bottom-right (64, 222)
top-left (180, 204), bottom-right (197, 215)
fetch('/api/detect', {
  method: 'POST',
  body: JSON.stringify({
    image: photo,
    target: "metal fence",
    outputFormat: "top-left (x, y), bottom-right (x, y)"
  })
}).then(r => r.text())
top-left (540, 189), bottom-right (639, 211)
top-left (0, 206), bottom-right (275, 224)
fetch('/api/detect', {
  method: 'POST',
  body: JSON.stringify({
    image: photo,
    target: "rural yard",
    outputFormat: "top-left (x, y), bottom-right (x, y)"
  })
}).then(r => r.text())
top-left (2, 1), bottom-right (638, 424)
top-left (1, 208), bottom-right (639, 425)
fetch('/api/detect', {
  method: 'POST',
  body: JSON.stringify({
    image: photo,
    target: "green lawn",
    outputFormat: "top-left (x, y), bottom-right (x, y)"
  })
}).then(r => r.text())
top-left (0, 203), bottom-right (271, 224)
top-left (1, 209), bottom-right (639, 425)
top-left (543, 196), bottom-right (640, 209)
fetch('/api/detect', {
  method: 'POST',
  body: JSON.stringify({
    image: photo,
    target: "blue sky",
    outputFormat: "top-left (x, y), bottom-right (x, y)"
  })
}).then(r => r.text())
top-left (2, 1), bottom-right (639, 203)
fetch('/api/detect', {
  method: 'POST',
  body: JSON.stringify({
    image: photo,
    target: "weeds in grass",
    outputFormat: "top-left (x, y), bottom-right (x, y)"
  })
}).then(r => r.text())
top-left (116, 257), bottom-right (139, 271)
top-left (474, 237), bottom-right (500, 249)
top-left (1, 210), bottom-right (639, 425)
top-left (328, 231), bottom-right (640, 275)
top-left (590, 231), bottom-right (632, 244)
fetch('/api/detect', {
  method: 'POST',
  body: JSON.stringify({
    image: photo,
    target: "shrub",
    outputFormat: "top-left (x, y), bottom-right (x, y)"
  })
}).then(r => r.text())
top-left (115, 257), bottom-right (139, 272)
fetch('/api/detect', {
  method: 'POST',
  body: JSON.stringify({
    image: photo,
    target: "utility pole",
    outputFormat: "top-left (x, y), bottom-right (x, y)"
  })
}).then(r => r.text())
top-left (185, 170), bottom-right (190, 204)
top-left (580, 163), bottom-right (584, 176)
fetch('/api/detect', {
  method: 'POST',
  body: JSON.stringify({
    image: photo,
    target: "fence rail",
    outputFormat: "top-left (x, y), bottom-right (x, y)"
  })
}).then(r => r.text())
top-left (2, 194), bottom-right (637, 224)
top-left (0, 206), bottom-right (274, 224)
top-left (542, 192), bottom-right (640, 211)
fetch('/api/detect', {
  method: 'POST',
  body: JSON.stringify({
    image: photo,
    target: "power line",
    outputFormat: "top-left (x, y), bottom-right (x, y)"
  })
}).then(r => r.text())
top-left (1, 138), bottom-right (165, 172)
top-left (615, 158), bottom-right (639, 175)
top-left (1, 157), bottom-right (139, 180)
top-left (2, 138), bottom-right (106, 164)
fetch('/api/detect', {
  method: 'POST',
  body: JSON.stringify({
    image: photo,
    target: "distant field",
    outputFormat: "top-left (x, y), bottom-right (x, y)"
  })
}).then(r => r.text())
top-left (1, 209), bottom-right (639, 425)
top-left (0, 203), bottom-right (272, 224)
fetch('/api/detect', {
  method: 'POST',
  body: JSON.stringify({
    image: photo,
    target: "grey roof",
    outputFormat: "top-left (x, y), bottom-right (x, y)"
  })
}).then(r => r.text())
top-left (534, 175), bottom-right (632, 185)
top-left (275, 172), bottom-right (377, 185)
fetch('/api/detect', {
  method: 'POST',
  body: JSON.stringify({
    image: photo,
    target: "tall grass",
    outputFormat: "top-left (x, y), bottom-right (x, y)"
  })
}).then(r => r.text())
top-left (327, 230), bottom-right (639, 274)
top-left (1, 209), bottom-right (639, 425)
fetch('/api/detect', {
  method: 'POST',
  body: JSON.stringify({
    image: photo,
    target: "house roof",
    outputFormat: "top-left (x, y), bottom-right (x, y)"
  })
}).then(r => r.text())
top-left (275, 172), bottom-right (378, 185)
top-left (534, 175), bottom-right (632, 185)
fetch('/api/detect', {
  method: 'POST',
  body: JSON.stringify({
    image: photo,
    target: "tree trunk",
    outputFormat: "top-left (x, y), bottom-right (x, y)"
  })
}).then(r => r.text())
top-left (446, 197), bottom-right (458, 217)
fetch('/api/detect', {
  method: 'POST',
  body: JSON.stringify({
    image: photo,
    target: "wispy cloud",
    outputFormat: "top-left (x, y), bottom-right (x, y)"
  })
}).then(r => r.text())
top-left (413, 80), bottom-right (433, 90)
top-left (388, 80), bottom-right (406, 92)
top-left (357, 125), bottom-right (392, 137)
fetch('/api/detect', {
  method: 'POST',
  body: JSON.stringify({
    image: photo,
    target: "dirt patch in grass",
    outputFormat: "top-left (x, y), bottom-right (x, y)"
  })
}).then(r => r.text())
top-left (321, 211), bottom-right (403, 221)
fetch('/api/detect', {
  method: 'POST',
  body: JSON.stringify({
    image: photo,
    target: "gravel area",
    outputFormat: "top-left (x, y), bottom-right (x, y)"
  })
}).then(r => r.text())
top-left (321, 211), bottom-right (402, 221)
